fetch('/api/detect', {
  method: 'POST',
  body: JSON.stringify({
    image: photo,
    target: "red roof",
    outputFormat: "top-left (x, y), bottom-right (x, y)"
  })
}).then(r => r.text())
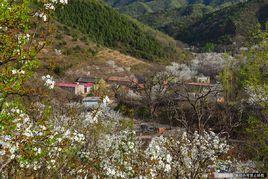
top-left (84, 82), bottom-right (94, 87)
top-left (56, 82), bottom-right (78, 88)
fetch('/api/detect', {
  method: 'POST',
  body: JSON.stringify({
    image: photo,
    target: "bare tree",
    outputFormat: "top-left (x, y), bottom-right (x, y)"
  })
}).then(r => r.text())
top-left (131, 71), bottom-right (176, 121)
top-left (172, 82), bottom-right (220, 132)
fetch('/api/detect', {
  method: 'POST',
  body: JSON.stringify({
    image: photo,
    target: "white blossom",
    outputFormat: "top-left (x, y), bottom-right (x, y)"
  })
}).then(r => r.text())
top-left (245, 85), bottom-right (268, 105)
top-left (166, 62), bottom-right (197, 81)
top-left (34, 12), bottom-right (47, 22)
top-left (11, 69), bottom-right (25, 75)
top-left (44, 3), bottom-right (55, 10)
top-left (42, 75), bottom-right (55, 89)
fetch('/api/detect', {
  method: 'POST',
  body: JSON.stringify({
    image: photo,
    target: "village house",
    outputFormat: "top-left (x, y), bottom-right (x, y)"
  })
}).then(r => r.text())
top-left (82, 96), bottom-right (100, 109)
top-left (184, 75), bottom-right (213, 89)
top-left (56, 82), bottom-right (94, 95)
top-left (107, 75), bottom-right (138, 86)
top-left (84, 82), bottom-right (94, 93)
top-left (56, 82), bottom-right (84, 95)
top-left (195, 76), bottom-right (211, 84)
top-left (76, 77), bottom-right (101, 84)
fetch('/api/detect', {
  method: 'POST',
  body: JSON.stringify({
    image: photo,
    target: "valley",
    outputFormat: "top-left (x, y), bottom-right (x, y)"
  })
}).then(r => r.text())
top-left (105, 0), bottom-right (268, 52)
top-left (1, 0), bottom-right (268, 177)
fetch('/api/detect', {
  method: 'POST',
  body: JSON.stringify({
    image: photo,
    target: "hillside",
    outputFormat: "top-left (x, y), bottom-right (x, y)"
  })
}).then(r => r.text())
top-left (137, 0), bottom-right (268, 52)
top-left (176, 0), bottom-right (268, 51)
top-left (187, 0), bottom-right (239, 7)
top-left (55, 0), bottom-right (188, 62)
top-left (104, 0), bottom-right (187, 17)
top-left (138, 4), bottom-right (213, 38)
top-left (38, 22), bottom-right (154, 82)
top-left (103, 0), bottom-right (238, 17)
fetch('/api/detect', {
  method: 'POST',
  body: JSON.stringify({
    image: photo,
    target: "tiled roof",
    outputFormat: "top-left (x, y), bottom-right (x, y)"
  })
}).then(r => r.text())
top-left (76, 77), bottom-right (100, 83)
top-left (56, 82), bottom-right (78, 88)
top-left (84, 82), bottom-right (94, 87)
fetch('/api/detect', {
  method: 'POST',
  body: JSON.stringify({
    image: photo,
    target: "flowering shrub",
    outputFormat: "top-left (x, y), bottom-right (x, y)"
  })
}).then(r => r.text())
top-left (166, 62), bottom-right (196, 81)
top-left (245, 85), bottom-right (268, 106)
top-left (69, 129), bottom-right (230, 178)
top-left (0, 95), bottom-right (231, 177)
top-left (215, 159), bottom-right (258, 173)
top-left (0, 103), bottom-right (85, 175)
top-left (42, 75), bottom-right (55, 89)
top-left (146, 131), bottom-right (230, 178)
top-left (0, 0), bottom-right (75, 176)
top-left (67, 128), bottom-right (229, 178)
top-left (146, 136), bottom-right (172, 177)
top-left (82, 96), bottom-right (122, 124)
top-left (97, 130), bottom-right (140, 178)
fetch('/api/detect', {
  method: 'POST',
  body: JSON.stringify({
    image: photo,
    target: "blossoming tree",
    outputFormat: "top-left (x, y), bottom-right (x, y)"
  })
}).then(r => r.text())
top-left (0, 0), bottom-right (80, 177)
top-left (0, 0), bottom-right (239, 177)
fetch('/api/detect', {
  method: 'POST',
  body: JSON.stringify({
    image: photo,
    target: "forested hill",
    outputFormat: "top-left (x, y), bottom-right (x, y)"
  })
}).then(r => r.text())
top-left (55, 0), bottom-right (187, 62)
top-left (175, 0), bottom-right (268, 50)
top-left (104, 0), bottom-right (187, 17)
top-left (137, 0), bottom-right (268, 52)
top-left (138, 4), bottom-right (213, 37)
top-left (103, 0), bottom-right (239, 17)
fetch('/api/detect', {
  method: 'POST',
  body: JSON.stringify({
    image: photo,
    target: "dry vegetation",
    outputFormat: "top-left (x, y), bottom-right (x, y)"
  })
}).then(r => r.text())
top-left (37, 23), bottom-right (153, 82)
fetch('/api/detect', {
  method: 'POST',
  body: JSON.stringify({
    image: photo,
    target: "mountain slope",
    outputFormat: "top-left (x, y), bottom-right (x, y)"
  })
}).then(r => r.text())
top-left (138, 0), bottom-right (268, 51)
top-left (55, 0), bottom-right (187, 62)
top-left (39, 22), bottom-right (153, 81)
top-left (104, 0), bottom-right (187, 17)
top-left (187, 0), bottom-right (238, 6)
top-left (138, 4), bottom-right (213, 37)
top-left (177, 0), bottom-right (268, 50)
top-left (103, 0), bottom-right (239, 17)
